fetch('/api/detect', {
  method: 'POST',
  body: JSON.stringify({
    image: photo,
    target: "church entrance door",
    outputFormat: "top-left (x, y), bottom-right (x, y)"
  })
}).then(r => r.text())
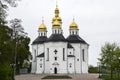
top-left (54, 67), bottom-right (57, 74)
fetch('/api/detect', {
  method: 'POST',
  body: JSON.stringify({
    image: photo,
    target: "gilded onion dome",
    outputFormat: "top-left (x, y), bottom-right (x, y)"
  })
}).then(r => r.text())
top-left (52, 16), bottom-right (62, 22)
top-left (70, 19), bottom-right (78, 29)
top-left (38, 22), bottom-right (47, 31)
top-left (52, 5), bottom-right (62, 27)
top-left (53, 19), bottom-right (60, 27)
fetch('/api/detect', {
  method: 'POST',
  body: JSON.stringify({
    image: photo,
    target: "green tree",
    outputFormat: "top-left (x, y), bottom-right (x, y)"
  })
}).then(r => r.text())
top-left (10, 18), bottom-right (31, 74)
top-left (0, 0), bottom-right (31, 79)
top-left (0, 0), bottom-right (20, 25)
top-left (99, 43), bottom-right (120, 80)
top-left (0, 25), bottom-right (15, 80)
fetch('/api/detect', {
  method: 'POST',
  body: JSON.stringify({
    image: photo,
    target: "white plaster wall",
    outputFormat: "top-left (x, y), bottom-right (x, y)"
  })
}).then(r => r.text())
top-left (36, 58), bottom-right (44, 74)
top-left (68, 57), bottom-right (75, 74)
top-left (38, 44), bottom-right (44, 55)
top-left (31, 44), bottom-right (45, 74)
top-left (81, 44), bottom-right (89, 73)
top-left (70, 43), bottom-right (81, 73)
top-left (31, 45), bottom-right (37, 73)
top-left (31, 61), bottom-right (36, 73)
top-left (31, 42), bottom-right (89, 74)
top-left (68, 48), bottom-right (74, 55)
top-left (44, 42), bottom-right (67, 74)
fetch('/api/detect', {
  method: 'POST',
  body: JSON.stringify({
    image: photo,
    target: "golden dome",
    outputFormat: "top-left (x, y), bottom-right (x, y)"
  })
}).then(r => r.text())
top-left (52, 5), bottom-right (62, 27)
top-left (56, 17), bottom-right (62, 21)
top-left (52, 16), bottom-right (62, 22)
top-left (53, 20), bottom-right (60, 27)
top-left (70, 20), bottom-right (78, 29)
top-left (38, 23), bottom-right (47, 31)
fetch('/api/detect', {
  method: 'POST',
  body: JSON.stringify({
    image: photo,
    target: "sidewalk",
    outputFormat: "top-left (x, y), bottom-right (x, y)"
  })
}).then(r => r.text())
top-left (15, 74), bottom-right (99, 80)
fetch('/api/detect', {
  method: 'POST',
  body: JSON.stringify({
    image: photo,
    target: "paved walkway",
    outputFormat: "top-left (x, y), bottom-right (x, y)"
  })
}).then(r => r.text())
top-left (15, 74), bottom-right (99, 80)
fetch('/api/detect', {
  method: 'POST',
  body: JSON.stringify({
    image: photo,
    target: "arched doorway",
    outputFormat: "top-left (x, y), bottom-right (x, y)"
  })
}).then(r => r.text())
top-left (54, 67), bottom-right (57, 74)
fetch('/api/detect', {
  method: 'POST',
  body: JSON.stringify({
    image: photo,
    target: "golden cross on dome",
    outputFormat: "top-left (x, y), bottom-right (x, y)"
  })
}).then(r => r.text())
top-left (42, 16), bottom-right (44, 23)
top-left (56, 0), bottom-right (58, 7)
top-left (73, 16), bottom-right (75, 21)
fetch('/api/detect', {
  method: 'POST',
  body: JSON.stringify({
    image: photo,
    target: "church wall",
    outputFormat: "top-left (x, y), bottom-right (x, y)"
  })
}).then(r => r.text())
top-left (70, 43), bottom-right (81, 73)
top-left (37, 44), bottom-right (44, 55)
top-left (44, 42), bottom-right (67, 74)
top-left (67, 48), bottom-right (74, 55)
top-left (31, 45), bottom-right (37, 73)
top-left (67, 48), bottom-right (75, 73)
top-left (36, 57), bottom-right (44, 74)
top-left (31, 44), bottom-right (45, 74)
top-left (31, 62), bottom-right (36, 73)
top-left (81, 44), bottom-right (89, 73)
top-left (68, 57), bottom-right (75, 74)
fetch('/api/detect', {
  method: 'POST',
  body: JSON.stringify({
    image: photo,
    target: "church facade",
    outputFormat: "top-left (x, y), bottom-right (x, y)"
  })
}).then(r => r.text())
top-left (31, 5), bottom-right (89, 74)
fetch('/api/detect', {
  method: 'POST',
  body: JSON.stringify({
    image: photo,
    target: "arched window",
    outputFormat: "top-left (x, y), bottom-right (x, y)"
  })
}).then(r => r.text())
top-left (58, 30), bottom-right (59, 34)
top-left (34, 50), bottom-right (36, 62)
top-left (55, 57), bottom-right (57, 61)
top-left (44, 32), bottom-right (45, 36)
top-left (55, 30), bottom-right (56, 34)
top-left (41, 33), bottom-right (43, 36)
top-left (63, 48), bottom-right (65, 61)
top-left (76, 31), bottom-right (77, 35)
top-left (82, 49), bottom-right (85, 61)
top-left (47, 48), bottom-right (49, 61)
top-left (69, 63), bottom-right (72, 68)
top-left (72, 31), bottom-right (74, 35)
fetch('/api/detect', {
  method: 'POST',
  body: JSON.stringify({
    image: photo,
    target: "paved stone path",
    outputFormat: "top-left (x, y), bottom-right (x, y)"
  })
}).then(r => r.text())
top-left (15, 74), bottom-right (99, 80)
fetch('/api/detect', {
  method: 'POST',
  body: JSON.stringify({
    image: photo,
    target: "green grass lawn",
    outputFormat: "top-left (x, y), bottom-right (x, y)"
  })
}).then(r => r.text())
top-left (42, 75), bottom-right (72, 79)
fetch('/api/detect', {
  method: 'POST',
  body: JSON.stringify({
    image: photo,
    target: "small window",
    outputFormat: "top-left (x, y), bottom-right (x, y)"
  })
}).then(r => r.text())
top-left (70, 52), bottom-right (71, 54)
top-left (55, 57), bottom-right (57, 61)
top-left (44, 33), bottom-right (45, 36)
top-left (72, 31), bottom-right (74, 35)
top-left (40, 59), bottom-right (42, 61)
top-left (70, 31), bottom-right (71, 35)
top-left (77, 59), bottom-right (79, 61)
top-left (41, 33), bottom-right (43, 36)
top-left (40, 64), bottom-right (42, 68)
top-left (76, 31), bottom-right (77, 35)
top-left (69, 63), bottom-right (72, 68)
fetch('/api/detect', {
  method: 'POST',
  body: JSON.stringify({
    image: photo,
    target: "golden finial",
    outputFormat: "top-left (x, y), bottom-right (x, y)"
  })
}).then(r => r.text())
top-left (73, 17), bottom-right (75, 22)
top-left (42, 16), bottom-right (44, 23)
top-left (56, 0), bottom-right (58, 7)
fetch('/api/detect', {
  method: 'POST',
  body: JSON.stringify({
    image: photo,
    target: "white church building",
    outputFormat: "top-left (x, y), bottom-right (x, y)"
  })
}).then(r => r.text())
top-left (31, 5), bottom-right (89, 74)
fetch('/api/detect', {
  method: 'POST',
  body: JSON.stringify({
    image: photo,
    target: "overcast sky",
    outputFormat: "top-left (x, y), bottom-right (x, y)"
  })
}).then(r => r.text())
top-left (7, 0), bottom-right (120, 66)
